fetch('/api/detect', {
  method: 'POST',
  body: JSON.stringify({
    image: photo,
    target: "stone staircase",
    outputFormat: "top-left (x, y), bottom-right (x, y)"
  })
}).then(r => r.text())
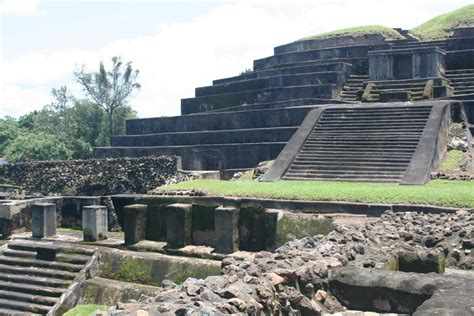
top-left (445, 69), bottom-right (474, 96)
top-left (280, 105), bottom-right (433, 182)
top-left (390, 39), bottom-right (448, 51)
top-left (0, 240), bottom-right (95, 315)
top-left (340, 75), bottom-right (368, 101)
top-left (364, 79), bottom-right (428, 102)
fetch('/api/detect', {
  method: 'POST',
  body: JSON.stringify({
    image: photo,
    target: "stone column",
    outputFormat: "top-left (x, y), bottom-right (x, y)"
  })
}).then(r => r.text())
top-left (32, 203), bottom-right (57, 238)
top-left (214, 206), bottom-right (239, 254)
top-left (166, 203), bottom-right (192, 248)
top-left (82, 205), bottom-right (108, 242)
top-left (264, 209), bottom-right (280, 252)
top-left (124, 204), bottom-right (148, 245)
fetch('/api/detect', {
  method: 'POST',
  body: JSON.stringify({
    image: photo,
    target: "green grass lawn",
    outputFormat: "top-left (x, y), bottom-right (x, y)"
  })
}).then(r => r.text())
top-left (298, 25), bottom-right (404, 41)
top-left (410, 4), bottom-right (474, 40)
top-left (162, 179), bottom-right (474, 209)
top-left (64, 305), bottom-right (109, 316)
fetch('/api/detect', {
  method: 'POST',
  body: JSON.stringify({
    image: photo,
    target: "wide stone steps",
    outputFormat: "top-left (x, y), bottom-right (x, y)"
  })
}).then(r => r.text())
top-left (446, 69), bottom-right (474, 74)
top-left (445, 69), bottom-right (474, 95)
top-left (283, 174), bottom-right (403, 183)
top-left (2, 248), bottom-right (90, 265)
top-left (0, 289), bottom-right (57, 306)
top-left (340, 75), bottom-right (369, 101)
top-left (0, 240), bottom-right (95, 315)
top-left (111, 126), bottom-right (297, 147)
top-left (0, 255), bottom-right (83, 273)
top-left (0, 298), bottom-right (52, 315)
top-left (282, 106), bottom-right (431, 182)
top-left (0, 273), bottom-right (70, 289)
top-left (182, 83), bottom-right (337, 114)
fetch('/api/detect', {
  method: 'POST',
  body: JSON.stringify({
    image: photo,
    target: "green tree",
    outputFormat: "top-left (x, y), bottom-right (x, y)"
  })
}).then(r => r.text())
top-left (0, 117), bottom-right (20, 156)
top-left (48, 86), bottom-right (75, 130)
top-left (4, 132), bottom-right (73, 162)
top-left (75, 56), bottom-right (141, 143)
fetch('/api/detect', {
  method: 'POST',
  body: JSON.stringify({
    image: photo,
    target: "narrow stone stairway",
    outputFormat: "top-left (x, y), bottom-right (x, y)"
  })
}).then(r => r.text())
top-left (445, 69), bottom-right (474, 96)
top-left (339, 75), bottom-right (368, 101)
top-left (0, 240), bottom-right (95, 315)
top-left (282, 105), bottom-right (433, 182)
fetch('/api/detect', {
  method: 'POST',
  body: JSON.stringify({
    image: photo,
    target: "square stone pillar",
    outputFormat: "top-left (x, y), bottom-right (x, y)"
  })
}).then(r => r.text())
top-left (124, 204), bottom-right (148, 245)
top-left (264, 209), bottom-right (280, 252)
top-left (214, 206), bottom-right (239, 254)
top-left (82, 205), bottom-right (108, 242)
top-left (166, 203), bottom-right (192, 248)
top-left (32, 203), bottom-right (57, 238)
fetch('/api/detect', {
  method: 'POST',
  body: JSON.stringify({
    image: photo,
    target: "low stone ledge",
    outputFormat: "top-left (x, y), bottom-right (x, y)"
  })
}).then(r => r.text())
top-left (328, 265), bottom-right (474, 315)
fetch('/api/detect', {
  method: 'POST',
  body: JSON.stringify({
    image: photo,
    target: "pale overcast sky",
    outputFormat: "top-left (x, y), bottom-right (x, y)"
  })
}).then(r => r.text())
top-left (0, 0), bottom-right (472, 118)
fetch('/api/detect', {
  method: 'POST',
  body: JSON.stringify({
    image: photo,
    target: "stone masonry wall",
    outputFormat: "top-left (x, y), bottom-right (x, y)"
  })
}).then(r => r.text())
top-left (0, 156), bottom-right (178, 195)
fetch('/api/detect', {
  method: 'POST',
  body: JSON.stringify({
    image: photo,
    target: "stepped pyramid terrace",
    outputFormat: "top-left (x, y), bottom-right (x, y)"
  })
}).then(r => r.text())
top-left (0, 4), bottom-right (473, 316)
top-left (94, 20), bottom-right (474, 184)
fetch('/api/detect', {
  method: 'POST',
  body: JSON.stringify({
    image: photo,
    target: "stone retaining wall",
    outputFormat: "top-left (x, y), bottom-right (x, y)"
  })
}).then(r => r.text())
top-left (0, 156), bottom-right (178, 196)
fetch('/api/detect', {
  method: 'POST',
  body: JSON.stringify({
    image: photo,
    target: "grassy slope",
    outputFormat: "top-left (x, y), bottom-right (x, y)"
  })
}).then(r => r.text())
top-left (437, 150), bottom-right (465, 173)
top-left (298, 25), bottom-right (404, 41)
top-left (64, 305), bottom-right (109, 316)
top-left (162, 179), bottom-right (474, 208)
top-left (410, 4), bottom-right (474, 40)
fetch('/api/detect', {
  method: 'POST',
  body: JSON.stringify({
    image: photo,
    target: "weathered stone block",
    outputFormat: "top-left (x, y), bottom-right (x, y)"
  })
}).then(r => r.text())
top-left (214, 206), bottom-right (239, 254)
top-left (239, 205), bottom-right (266, 251)
top-left (32, 203), bottom-right (57, 238)
top-left (36, 245), bottom-right (58, 261)
top-left (166, 203), bottom-right (192, 248)
top-left (124, 204), bottom-right (148, 245)
top-left (397, 250), bottom-right (445, 274)
top-left (379, 91), bottom-right (412, 102)
top-left (82, 205), bottom-right (108, 242)
top-left (192, 204), bottom-right (217, 246)
top-left (145, 204), bottom-right (167, 242)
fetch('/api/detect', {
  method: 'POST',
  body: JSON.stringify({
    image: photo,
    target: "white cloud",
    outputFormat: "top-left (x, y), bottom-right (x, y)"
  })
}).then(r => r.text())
top-left (1, 0), bottom-right (473, 118)
top-left (0, 0), bottom-right (46, 16)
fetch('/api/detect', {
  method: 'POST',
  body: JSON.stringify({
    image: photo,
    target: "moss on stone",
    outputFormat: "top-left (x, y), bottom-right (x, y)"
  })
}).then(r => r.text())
top-left (100, 251), bottom-right (220, 286)
top-left (101, 255), bottom-right (159, 286)
top-left (63, 305), bottom-right (110, 316)
top-left (384, 256), bottom-right (400, 271)
top-left (275, 214), bottom-right (333, 246)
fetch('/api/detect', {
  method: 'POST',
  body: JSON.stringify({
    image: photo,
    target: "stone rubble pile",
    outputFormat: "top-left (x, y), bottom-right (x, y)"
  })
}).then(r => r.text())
top-left (109, 209), bottom-right (472, 315)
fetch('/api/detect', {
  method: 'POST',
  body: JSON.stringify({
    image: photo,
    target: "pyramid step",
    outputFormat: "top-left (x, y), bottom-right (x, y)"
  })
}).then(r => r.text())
top-left (293, 157), bottom-right (411, 163)
top-left (0, 264), bottom-right (76, 280)
top-left (311, 131), bottom-right (423, 136)
top-left (304, 141), bottom-right (419, 147)
top-left (284, 170), bottom-right (404, 177)
top-left (295, 153), bottom-right (413, 159)
top-left (288, 163), bottom-right (408, 173)
top-left (0, 256), bottom-right (83, 273)
top-left (0, 273), bottom-right (70, 289)
top-left (307, 134), bottom-right (421, 140)
top-left (289, 162), bottom-right (408, 169)
top-left (0, 289), bottom-right (58, 306)
top-left (0, 298), bottom-right (52, 315)
top-left (317, 118), bottom-right (428, 124)
top-left (0, 282), bottom-right (63, 298)
top-left (0, 307), bottom-right (24, 315)
top-left (283, 174), bottom-right (402, 182)
top-left (445, 69), bottom-right (474, 74)
top-left (312, 125), bottom-right (426, 130)
top-left (7, 242), bottom-right (95, 256)
top-left (299, 148), bottom-right (417, 154)
top-left (1, 247), bottom-right (94, 265)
